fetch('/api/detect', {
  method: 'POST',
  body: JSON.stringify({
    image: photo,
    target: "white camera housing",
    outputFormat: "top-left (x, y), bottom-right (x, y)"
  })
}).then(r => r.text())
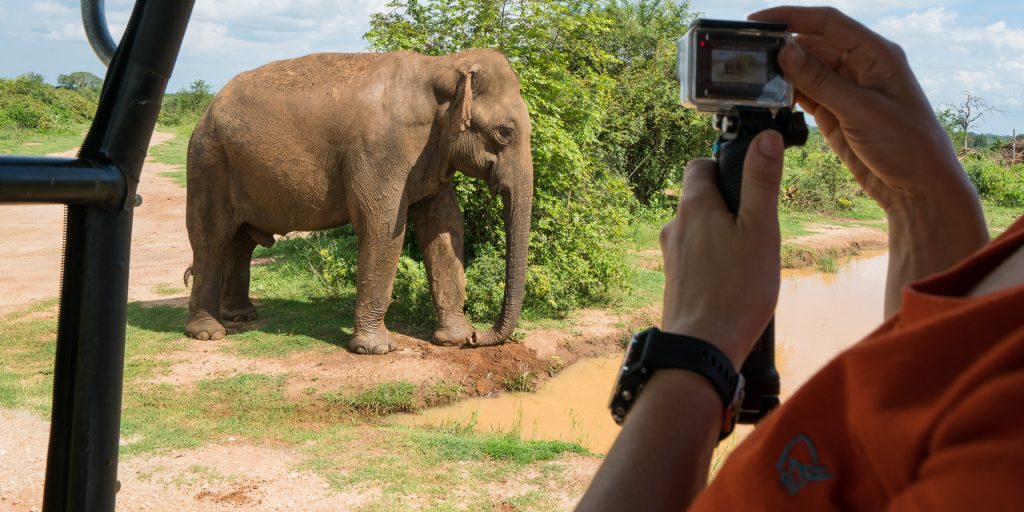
top-left (678, 19), bottom-right (794, 114)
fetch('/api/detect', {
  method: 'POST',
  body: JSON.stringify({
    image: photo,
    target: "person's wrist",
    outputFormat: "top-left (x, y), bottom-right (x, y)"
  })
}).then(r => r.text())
top-left (660, 319), bottom-right (749, 370)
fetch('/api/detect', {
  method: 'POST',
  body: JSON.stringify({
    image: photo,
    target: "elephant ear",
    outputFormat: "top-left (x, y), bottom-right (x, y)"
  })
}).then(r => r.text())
top-left (450, 64), bottom-right (480, 139)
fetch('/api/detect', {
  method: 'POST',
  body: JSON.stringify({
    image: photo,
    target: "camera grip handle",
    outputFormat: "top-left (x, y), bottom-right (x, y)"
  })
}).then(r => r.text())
top-left (716, 135), bottom-right (781, 424)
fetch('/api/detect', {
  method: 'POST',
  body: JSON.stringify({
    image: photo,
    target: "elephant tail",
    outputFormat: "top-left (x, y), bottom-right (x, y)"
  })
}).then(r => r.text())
top-left (183, 266), bottom-right (193, 287)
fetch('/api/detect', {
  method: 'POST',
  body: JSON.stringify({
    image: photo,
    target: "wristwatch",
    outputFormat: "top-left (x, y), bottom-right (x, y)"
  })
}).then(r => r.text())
top-left (609, 327), bottom-right (745, 442)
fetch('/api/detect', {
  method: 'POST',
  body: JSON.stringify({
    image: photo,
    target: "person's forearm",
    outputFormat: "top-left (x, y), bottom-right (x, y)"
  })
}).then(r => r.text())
top-left (884, 183), bottom-right (988, 316)
top-left (575, 370), bottom-right (722, 511)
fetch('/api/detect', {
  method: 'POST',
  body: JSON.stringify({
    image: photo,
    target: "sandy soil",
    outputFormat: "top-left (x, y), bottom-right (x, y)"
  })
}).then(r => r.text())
top-left (0, 131), bottom-right (188, 316)
top-left (0, 132), bottom-right (888, 510)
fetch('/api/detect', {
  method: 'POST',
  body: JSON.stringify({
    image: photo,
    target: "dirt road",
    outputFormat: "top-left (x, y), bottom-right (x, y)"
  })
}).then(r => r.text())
top-left (0, 131), bottom-right (190, 317)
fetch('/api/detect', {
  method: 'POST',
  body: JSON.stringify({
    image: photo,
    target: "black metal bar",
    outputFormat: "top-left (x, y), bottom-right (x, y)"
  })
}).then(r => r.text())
top-left (0, 156), bottom-right (123, 205)
top-left (81, 0), bottom-right (117, 66)
top-left (39, 0), bottom-right (195, 510)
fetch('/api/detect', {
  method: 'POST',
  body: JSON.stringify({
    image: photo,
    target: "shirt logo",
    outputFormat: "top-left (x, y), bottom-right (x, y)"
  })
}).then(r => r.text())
top-left (776, 433), bottom-right (833, 496)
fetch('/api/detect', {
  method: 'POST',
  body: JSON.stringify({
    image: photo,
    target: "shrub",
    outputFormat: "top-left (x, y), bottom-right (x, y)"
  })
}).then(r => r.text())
top-left (781, 133), bottom-right (858, 213)
top-left (390, 256), bottom-right (436, 326)
top-left (159, 80), bottom-right (214, 126)
top-left (303, 230), bottom-right (359, 296)
top-left (0, 75), bottom-right (96, 132)
top-left (964, 158), bottom-right (1024, 207)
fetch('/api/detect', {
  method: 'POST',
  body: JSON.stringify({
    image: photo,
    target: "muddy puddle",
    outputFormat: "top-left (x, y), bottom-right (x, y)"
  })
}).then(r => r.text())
top-left (393, 251), bottom-right (889, 454)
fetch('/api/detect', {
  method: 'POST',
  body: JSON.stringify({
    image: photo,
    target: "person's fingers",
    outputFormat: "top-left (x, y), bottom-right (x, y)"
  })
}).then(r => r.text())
top-left (737, 131), bottom-right (785, 225)
top-left (779, 42), bottom-right (867, 122)
top-left (679, 158), bottom-right (719, 211)
top-left (794, 35), bottom-right (844, 69)
top-left (750, 6), bottom-right (877, 53)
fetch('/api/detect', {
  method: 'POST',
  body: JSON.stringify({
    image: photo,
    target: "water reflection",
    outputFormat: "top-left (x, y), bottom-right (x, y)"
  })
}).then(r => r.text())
top-left (393, 251), bottom-right (889, 455)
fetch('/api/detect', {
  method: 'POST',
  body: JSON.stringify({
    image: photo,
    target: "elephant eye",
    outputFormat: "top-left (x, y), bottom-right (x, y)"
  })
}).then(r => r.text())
top-left (494, 125), bottom-right (515, 144)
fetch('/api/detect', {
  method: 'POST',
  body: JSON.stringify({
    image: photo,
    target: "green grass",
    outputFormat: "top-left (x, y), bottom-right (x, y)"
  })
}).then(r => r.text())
top-left (152, 283), bottom-right (186, 296)
top-left (0, 125), bottom-right (88, 156)
top-left (324, 381), bottom-right (418, 416)
top-left (149, 124), bottom-right (192, 187)
top-left (405, 420), bottom-right (590, 464)
top-left (503, 371), bottom-right (539, 393)
top-left (984, 201), bottom-right (1021, 237)
top-left (815, 254), bottom-right (839, 273)
top-left (149, 124), bottom-right (192, 166)
top-left (422, 379), bottom-right (462, 407)
top-left (295, 422), bottom-right (588, 508)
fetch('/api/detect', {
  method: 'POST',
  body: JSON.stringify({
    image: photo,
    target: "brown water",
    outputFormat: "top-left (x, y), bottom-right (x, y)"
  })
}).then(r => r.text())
top-left (393, 251), bottom-right (889, 454)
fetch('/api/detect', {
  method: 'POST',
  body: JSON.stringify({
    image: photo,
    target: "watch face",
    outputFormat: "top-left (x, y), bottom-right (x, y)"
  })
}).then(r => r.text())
top-left (608, 335), bottom-right (637, 409)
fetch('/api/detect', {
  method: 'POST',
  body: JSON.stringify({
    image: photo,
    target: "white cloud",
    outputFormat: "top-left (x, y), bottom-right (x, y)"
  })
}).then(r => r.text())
top-left (700, 0), bottom-right (954, 18)
top-left (874, 8), bottom-right (1024, 131)
top-left (877, 7), bottom-right (956, 36)
top-left (42, 23), bottom-right (86, 42)
top-left (0, 7), bottom-right (8, 19)
top-left (32, 2), bottom-right (74, 17)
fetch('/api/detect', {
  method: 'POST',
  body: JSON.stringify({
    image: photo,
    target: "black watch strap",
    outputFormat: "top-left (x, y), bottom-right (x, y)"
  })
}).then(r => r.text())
top-left (610, 327), bottom-right (744, 441)
top-left (641, 328), bottom-right (740, 408)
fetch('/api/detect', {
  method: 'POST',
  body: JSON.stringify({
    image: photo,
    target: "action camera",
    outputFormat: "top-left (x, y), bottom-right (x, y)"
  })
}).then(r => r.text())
top-left (677, 19), bottom-right (794, 113)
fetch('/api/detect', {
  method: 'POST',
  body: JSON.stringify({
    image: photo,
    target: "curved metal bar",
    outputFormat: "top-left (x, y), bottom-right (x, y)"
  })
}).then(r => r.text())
top-left (82, 0), bottom-right (117, 66)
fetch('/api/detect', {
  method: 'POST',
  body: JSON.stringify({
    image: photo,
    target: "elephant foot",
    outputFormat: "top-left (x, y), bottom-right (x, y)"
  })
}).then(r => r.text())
top-left (187, 310), bottom-right (226, 341)
top-left (432, 321), bottom-right (477, 347)
top-left (221, 302), bottom-right (258, 323)
top-left (349, 330), bottom-right (396, 355)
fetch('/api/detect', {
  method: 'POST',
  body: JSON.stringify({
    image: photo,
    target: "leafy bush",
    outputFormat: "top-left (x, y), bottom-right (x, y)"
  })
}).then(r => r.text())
top-left (303, 230), bottom-right (359, 295)
top-left (964, 158), bottom-right (1024, 208)
top-left (0, 74), bottom-right (96, 132)
top-left (781, 132), bottom-right (858, 213)
top-left (159, 80), bottom-right (214, 126)
top-left (390, 256), bottom-right (436, 325)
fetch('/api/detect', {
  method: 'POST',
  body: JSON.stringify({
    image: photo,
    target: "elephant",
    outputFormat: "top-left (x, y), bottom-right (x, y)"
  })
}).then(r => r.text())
top-left (183, 48), bottom-right (533, 355)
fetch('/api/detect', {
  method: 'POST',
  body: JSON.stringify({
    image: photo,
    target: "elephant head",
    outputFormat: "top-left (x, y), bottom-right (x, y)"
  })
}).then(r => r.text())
top-left (436, 49), bottom-right (534, 347)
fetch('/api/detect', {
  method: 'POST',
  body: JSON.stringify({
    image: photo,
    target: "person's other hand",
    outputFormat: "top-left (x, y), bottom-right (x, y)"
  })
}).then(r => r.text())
top-left (749, 6), bottom-right (977, 216)
top-left (660, 131), bottom-right (785, 369)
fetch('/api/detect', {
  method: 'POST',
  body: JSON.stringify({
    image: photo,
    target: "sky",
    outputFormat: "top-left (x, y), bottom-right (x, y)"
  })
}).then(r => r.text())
top-left (1, 0), bottom-right (1022, 134)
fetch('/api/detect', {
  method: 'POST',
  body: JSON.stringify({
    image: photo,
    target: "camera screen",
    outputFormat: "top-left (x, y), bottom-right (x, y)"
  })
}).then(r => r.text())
top-left (710, 49), bottom-right (767, 85)
top-left (694, 30), bottom-right (786, 104)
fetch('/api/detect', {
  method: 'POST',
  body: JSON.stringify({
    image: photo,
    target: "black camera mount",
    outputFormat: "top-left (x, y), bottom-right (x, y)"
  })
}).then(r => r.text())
top-left (714, 105), bottom-right (808, 423)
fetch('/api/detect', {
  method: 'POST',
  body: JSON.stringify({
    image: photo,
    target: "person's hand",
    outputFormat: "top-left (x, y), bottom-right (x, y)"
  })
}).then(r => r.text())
top-left (751, 6), bottom-right (989, 315)
top-left (749, 7), bottom-right (978, 215)
top-left (660, 130), bottom-right (785, 369)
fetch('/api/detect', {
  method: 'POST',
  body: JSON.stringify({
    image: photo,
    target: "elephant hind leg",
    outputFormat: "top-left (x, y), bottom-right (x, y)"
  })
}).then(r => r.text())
top-left (221, 228), bottom-right (259, 323)
top-left (409, 185), bottom-right (476, 347)
top-left (186, 197), bottom-right (234, 341)
top-left (186, 245), bottom-right (229, 341)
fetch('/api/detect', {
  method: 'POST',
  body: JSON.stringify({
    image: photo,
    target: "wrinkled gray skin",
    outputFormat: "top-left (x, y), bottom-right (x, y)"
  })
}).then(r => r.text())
top-left (185, 49), bottom-right (533, 355)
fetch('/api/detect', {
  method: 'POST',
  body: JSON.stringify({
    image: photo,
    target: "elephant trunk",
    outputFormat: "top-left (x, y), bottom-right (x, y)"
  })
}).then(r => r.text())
top-left (472, 164), bottom-right (532, 347)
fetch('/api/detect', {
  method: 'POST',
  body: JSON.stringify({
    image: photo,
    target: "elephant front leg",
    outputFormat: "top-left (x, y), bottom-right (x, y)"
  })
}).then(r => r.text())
top-left (410, 185), bottom-right (477, 347)
top-left (350, 212), bottom-right (408, 355)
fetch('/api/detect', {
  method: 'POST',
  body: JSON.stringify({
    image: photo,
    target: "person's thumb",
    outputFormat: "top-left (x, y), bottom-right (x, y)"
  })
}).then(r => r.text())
top-left (738, 130), bottom-right (784, 224)
top-left (780, 43), bottom-right (862, 117)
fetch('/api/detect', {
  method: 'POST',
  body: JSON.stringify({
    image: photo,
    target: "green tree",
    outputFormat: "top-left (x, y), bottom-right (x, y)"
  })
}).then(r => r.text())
top-left (17, 72), bottom-right (46, 86)
top-left (158, 79), bottom-right (215, 126)
top-left (367, 0), bottom-right (638, 317)
top-left (56, 71), bottom-right (103, 91)
top-left (595, 0), bottom-right (716, 205)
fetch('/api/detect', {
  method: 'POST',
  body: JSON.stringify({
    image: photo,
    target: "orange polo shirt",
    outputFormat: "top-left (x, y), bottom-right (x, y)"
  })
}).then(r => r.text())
top-left (692, 216), bottom-right (1024, 511)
